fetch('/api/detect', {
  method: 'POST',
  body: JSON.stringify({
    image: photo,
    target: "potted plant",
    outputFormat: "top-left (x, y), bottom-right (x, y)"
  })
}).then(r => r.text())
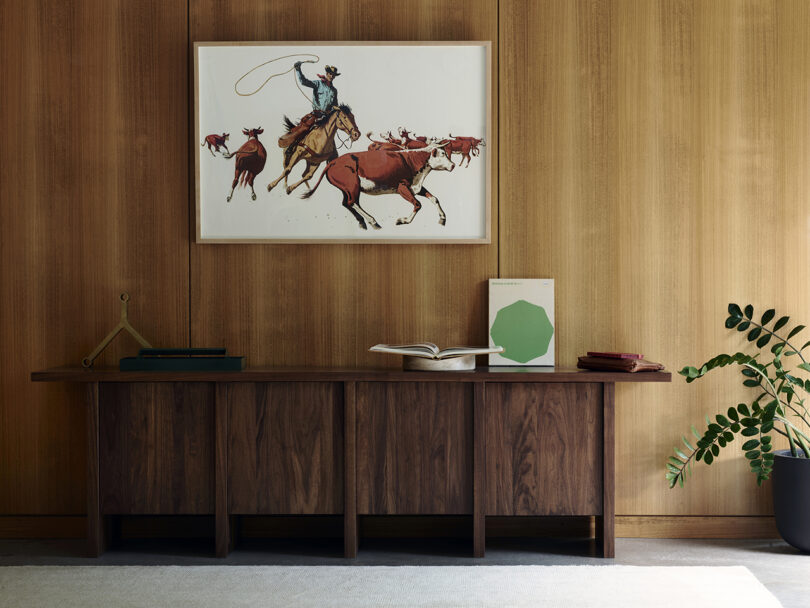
top-left (667, 303), bottom-right (810, 552)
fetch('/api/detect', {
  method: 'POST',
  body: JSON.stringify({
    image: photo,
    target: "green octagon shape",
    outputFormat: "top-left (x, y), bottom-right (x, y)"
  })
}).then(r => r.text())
top-left (490, 300), bottom-right (554, 363)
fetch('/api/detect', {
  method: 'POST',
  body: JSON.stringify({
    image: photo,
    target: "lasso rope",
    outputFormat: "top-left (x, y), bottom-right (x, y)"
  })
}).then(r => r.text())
top-left (233, 53), bottom-right (320, 104)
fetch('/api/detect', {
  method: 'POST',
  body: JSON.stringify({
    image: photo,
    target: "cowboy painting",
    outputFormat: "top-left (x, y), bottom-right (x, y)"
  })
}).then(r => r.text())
top-left (278, 63), bottom-right (341, 149)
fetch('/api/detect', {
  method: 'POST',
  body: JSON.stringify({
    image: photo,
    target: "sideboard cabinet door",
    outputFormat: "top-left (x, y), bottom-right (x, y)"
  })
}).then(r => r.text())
top-left (99, 382), bottom-right (214, 515)
top-left (227, 382), bottom-right (344, 514)
top-left (485, 382), bottom-right (602, 516)
top-left (356, 381), bottom-right (473, 515)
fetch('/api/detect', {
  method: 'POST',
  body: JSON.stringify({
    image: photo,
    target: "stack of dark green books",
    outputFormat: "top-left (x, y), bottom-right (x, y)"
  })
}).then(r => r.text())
top-left (120, 348), bottom-right (245, 371)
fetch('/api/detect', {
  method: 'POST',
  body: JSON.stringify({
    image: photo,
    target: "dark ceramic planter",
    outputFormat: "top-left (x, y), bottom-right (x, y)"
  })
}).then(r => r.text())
top-left (772, 449), bottom-right (810, 553)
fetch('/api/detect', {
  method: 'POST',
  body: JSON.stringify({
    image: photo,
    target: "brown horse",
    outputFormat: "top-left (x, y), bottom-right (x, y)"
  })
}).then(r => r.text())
top-left (267, 105), bottom-right (360, 195)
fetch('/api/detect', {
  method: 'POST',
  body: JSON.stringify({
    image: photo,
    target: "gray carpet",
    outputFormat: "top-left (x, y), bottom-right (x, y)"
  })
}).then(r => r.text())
top-left (0, 538), bottom-right (807, 607)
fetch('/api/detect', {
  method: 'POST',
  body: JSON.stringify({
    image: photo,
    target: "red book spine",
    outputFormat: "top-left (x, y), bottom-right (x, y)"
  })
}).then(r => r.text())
top-left (586, 351), bottom-right (643, 359)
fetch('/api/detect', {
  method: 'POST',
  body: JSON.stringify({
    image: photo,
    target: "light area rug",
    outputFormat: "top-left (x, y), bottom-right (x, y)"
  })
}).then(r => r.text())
top-left (0, 565), bottom-right (782, 608)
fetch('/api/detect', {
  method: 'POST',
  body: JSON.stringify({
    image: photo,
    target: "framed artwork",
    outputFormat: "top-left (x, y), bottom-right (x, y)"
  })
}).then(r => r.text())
top-left (488, 279), bottom-right (555, 366)
top-left (194, 41), bottom-right (491, 243)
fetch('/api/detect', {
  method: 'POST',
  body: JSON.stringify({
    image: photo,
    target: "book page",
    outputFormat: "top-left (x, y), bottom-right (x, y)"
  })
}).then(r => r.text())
top-left (369, 343), bottom-right (440, 358)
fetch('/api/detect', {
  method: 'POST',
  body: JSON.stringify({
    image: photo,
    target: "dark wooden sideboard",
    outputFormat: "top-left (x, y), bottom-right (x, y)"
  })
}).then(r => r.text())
top-left (31, 367), bottom-right (670, 558)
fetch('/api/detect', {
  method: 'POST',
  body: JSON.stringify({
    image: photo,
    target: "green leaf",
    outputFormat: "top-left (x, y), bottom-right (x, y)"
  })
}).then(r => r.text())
top-left (741, 304), bottom-right (752, 319)
top-left (788, 325), bottom-right (806, 339)
top-left (715, 414), bottom-right (730, 427)
top-left (801, 340), bottom-right (810, 351)
top-left (691, 425), bottom-right (702, 439)
top-left (741, 427), bottom-right (759, 436)
top-left (745, 450), bottom-right (761, 459)
top-left (738, 403), bottom-right (751, 416)
top-left (729, 303), bottom-right (744, 317)
top-left (774, 316), bottom-right (790, 331)
top-left (798, 363), bottom-right (810, 373)
top-left (704, 452), bottom-right (714, 465)
top-left (718, 436), bottom-right (727, 448)
top-left (757, 334), bottom-right (772, 348)
top-left (742, 439), bottom-right (760, 450)
top-left (674, 448), bottom-right (689, 461)
top-left (743, 379), bottom-right (761, 387)
top-left (711, 444), bottom-right (720, 456)
top-left (723, 431), bottom-right (734, 442)
top-left (730, 423), bottom-right (741, 433)
top-left (761, 309), bottom-right (775, 325)
top-left (748, 327), bottom-right (762, 341)
top-left (727, 407), bottom-right (739, 422)
top-left (761, 420), bottom-right (774, 433)
top-left (682, 436), bottom-right (694, 451)
top-left (737, 321), bottom-right (751, 332)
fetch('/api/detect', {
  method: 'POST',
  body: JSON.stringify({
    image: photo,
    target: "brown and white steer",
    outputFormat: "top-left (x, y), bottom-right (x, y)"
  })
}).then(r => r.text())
top-left (201, 132), bottom-right (230, 156)
top-left (301, 142), bottom-right (455, 230)
top-left (223, 128), bottom-right (266, 202)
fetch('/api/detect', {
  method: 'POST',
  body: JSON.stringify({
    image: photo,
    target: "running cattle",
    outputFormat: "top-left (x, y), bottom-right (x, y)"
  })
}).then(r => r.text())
top-left (301, 143), bottom-right (455, 230)
top-left (442, 134), bottom-right (485, 168)
top-left (201, 133), bottom-right (230, 156)
top-left (224, 128), bottom-right (266, 202)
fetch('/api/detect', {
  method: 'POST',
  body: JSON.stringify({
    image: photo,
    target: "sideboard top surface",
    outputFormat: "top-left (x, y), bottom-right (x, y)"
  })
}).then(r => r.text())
top-left (31, 367), bottom-right (672, 384)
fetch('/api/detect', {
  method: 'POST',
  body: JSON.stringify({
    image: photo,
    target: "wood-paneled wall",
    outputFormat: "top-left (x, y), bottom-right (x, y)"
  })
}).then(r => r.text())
top-left (0, 0), bottom-right (189, 514)
top-left (2, 0), bottom-right (810, 528)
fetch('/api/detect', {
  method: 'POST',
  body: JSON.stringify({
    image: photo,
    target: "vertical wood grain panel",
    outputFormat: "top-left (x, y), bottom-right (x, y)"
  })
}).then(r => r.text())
top-left (356, 382), bottom-right (473, 514)
top-left (343, 381), bottom-right (357, 558)
top-left (500, 0), bottom-right (810, 517)
top-left (485, 383), bottom-right (602, 516)
top-left (0, 0), bottom-right (188, 515)
top-left (99, 383), bottom-right (214, 514)
top-left (227, 382), bottom-right (344, 514)
top-left (188, 0), bottom-right (498, 369)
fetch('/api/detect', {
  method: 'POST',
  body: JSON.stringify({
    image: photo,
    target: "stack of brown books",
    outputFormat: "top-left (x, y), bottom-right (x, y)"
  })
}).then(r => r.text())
top-left (577, 351), bottom-right (664, 373)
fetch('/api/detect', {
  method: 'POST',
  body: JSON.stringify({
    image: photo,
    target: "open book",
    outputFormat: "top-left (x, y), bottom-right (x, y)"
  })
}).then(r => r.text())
top-left (370, 343), bottom-right (504, 360)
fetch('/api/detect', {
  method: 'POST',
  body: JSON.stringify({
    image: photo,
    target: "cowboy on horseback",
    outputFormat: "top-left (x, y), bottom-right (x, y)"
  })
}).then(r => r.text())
top-left (267, 61), bottom-right (359, 196)
top-left (278, 63), bottom-right (340, 149)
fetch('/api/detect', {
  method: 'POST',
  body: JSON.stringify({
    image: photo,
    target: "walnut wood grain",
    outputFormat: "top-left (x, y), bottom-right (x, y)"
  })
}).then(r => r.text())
top-left (486, 383), bottom-right (602, 516)
top-left (99, 383), bottom-right (214, 515)
top-left (227, 382), bottom-right (343, 514)
top-left (215, 383), bottom-right (230, 557)
top-left (86, 383), bottom-right (103, 556)
top-left (344, 381), bottom-right (358, 558)
top-left (473, 382), bottom-right (486, 557)
top-left (32, 368), bottom-right (672, 384)
top-left (357, 382), bottom-right (473, 515)
top-left (601, 382), bottom-right (615, 557)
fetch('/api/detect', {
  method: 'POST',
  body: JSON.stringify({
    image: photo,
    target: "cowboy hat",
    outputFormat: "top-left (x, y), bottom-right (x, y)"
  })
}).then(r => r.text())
top-left (324, 65), bottom-right (341, 77)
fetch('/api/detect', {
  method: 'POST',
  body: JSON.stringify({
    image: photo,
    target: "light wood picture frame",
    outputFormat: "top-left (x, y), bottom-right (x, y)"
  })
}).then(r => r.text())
top-left (194, 41), bottom-right (491, 244)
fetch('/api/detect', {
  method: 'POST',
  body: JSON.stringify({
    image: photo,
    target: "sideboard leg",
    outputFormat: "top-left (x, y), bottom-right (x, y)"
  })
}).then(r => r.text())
top-left (344, 381), bottom-right (358, 558)
top-left (86, 382), bottom-right (105, 557)
top-left (215, 383), bottom-right (231, 558)
top-left (473, 382), bottom-right (486, 557)
top-left (600, 382), bottom-right (615, 558)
